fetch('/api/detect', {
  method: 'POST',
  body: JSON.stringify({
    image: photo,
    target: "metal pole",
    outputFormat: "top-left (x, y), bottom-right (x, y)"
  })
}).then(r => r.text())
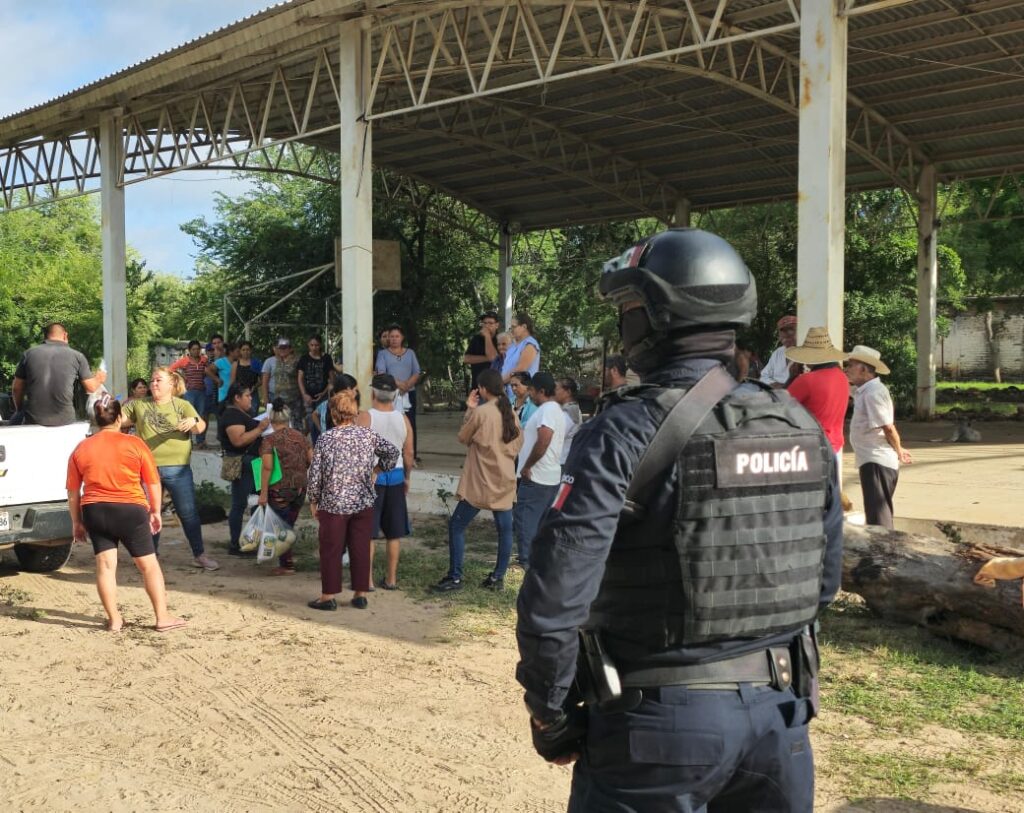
top-left (796, 0), bottom-right (848, 346)
top-left (340, 19), bottom-right (375, 390)
top-left (916, 164), bottom-right (938, 418)
top-left (223, 295), bottom-right (229, 340)
top-left (674, 198), bottom-right (691, 228)
top-left (99, 110), bottom-right (127, 398)
top-left (498, 224), bottom-right (512, 329)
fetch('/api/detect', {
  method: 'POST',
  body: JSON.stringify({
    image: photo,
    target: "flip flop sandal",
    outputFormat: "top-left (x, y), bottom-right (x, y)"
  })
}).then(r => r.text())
top-left (381, 582), bottom-right (400, 591)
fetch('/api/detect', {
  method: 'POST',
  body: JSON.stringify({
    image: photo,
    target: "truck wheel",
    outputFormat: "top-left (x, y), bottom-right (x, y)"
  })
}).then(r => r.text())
top-left (14, 542), bottom-right (74, 573)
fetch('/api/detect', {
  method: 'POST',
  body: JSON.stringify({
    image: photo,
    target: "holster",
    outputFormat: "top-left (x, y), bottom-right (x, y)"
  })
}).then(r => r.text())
top-left (789, 623), bottom-right (820, 700)
top-left (576, 630), bottom-right (642, 713)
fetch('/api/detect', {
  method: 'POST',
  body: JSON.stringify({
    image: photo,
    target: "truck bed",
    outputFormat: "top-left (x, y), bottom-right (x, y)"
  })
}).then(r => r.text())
top-left (0, 422), bottom-right (89, 505)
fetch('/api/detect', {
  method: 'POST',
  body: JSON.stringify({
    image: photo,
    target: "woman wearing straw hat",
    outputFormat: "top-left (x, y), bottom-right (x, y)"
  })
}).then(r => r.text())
top-left (845, 345), bottom-right (913, 529)
top-left (786, 327), bottom-right (850, 486)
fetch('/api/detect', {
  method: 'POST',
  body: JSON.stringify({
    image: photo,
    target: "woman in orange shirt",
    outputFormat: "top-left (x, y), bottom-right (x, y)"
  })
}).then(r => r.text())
top-left (66, 396), bottom-right (186, 633)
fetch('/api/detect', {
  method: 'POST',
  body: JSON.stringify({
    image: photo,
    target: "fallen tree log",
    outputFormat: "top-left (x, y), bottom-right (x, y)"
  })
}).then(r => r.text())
top-left (841, 522), bottom-right (1024, 651)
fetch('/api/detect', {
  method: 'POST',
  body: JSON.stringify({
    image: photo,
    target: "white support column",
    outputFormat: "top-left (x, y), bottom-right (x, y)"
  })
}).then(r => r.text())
top-left (796, 1), bottom-right (848, 345)
top-left (339, 20), bottom-right (374, 390)
top-left (498, 225), bottom-right (513, 329)
top-left (99, 111), bottom-right (127, 399)
top-left (916, 164), bottom-right (938, 418)
top-left (674, 198), bottom-right (691, 228)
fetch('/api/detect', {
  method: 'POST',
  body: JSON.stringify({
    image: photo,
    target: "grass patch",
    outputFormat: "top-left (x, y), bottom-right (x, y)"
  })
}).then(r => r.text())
top-left (256, 511), bottom-right (521, 637)
top-left (288, 521), bottom-right (321, 573)
top-left (934, 401), bottom-right (1019, 417)
top-left (820, 595), bottom-right (1024, 740)
top-left (824, 736), bottom-right (1024, 801)
top-left (0, 586), bottom-right (31, 606)
top-left (257, 514), bottom-right (521, 636)
top-left (194, 480), bottom-right (231, 511)
top-left (825, 747), bottom-right (937, 800)
top-left (936, 381), bottom-right (1022, 391)
top-left (985, 771), bottom-right (1024, 795)
top-left (376, 515), bottom-right (522, 637)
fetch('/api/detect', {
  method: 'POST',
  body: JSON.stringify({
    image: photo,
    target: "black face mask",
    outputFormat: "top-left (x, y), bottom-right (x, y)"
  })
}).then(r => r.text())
top-left (619, 308), bottom-right (653, 353)
top-left (620, 306), bottom-right (737, 375)
top-left (619, 308), bottom-right (666, 374)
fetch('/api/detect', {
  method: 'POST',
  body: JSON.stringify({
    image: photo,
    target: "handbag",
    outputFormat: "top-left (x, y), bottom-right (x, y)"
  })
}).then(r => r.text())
top-left (220, 454), bottom-right (243, 482)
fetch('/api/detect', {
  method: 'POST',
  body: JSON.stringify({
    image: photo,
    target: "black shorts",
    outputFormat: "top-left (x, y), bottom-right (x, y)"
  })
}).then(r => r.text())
top-left (373, 482), bottom-right (409, 540)
top-left (82, 503), bottom-right (156, 558)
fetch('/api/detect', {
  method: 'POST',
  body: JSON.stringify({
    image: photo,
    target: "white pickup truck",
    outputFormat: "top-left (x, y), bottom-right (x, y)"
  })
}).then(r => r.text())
top-left (0, 422), bottom-right (88, 571)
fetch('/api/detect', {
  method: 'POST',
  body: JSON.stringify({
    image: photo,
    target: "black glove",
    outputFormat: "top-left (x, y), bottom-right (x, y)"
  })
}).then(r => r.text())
top-left (531, 705), bottom-right (588, 762)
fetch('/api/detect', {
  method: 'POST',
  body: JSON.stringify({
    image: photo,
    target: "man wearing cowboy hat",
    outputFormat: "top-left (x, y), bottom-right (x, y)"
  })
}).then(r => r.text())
top-left (786, 327), bottom-right (850, 484)
top-left (845, 345), bottom-right (913, 529)
top-left (760, 314), bottom-right (799, 388)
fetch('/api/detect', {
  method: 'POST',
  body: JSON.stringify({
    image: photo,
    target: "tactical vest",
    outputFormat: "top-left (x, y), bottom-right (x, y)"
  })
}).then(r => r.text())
top-left (588, 383), bottom-right (832, 660)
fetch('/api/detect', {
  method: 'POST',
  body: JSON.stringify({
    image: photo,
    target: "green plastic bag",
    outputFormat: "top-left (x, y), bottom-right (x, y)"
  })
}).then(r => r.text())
top-left (251, 449), bottom-right (283, 487)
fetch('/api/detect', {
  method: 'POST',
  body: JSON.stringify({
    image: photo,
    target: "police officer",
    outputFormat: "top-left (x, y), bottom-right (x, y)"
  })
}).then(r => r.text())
top-left (515, 228), bottom-right (843, 812)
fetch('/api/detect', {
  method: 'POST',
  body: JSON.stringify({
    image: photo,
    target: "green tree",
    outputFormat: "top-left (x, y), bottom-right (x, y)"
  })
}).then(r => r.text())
top-left (0, 196), bottom-right (188, 389)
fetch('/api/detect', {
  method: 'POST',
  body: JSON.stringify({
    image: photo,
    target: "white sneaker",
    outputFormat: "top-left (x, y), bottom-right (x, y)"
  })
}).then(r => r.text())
top-left (193, 554), bottom-right (220, 571)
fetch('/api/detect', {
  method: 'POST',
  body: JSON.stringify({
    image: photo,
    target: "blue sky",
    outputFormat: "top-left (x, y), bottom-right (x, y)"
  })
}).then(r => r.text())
top-left (0, 0), bottom-right (276, 277)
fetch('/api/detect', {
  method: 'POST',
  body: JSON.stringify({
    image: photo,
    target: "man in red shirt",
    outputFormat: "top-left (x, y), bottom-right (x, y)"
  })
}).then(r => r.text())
top-left (786, 326), bottom-right (850, 486)
top-left (170, 340), bottom-right (209, 447)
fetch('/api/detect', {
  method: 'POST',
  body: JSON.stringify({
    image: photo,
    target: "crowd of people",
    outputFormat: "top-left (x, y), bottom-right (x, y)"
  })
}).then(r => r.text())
top-left (11, 289), bottom-right (909, 632)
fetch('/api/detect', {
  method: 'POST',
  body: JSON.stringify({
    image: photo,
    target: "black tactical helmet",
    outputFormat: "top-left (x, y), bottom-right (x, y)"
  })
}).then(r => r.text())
top-left (599, 228), bottom-right (757, 373)
top-left (599, 228), bottom-right (757, 331)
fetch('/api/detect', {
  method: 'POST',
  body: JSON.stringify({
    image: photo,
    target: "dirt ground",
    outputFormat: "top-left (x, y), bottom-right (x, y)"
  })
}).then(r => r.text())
top-left (0, 521), bottom-right (571, 812)
top-left (1, 416), bottom-right (1021, 811)
top-left (854, 419), bottom-right (1024, 528)
top-left (2, 521), bottom-right (1021, 812)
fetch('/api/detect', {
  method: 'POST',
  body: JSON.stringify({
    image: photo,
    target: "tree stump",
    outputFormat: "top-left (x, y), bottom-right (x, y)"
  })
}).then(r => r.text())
top-left (841, 522), bottom-right (1024, 651)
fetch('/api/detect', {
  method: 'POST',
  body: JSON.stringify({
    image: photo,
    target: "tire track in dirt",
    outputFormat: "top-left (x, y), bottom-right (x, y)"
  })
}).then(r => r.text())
top-left (219, 683), bottom-right (405, 813)
top-left (145, 683), bottom-right (317, 812)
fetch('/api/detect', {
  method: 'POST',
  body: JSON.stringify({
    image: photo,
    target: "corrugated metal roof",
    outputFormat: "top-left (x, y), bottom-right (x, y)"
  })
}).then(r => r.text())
top-left (3, 0), bottom-right (1024, 226)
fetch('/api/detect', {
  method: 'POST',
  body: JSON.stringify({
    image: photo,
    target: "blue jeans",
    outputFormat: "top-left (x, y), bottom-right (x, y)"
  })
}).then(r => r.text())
top-left (183, 390), bottom-right (206, 444)
top-left (513, 479), bottom-right (559, 568)
top-left (155, 465), bottom-right (205, 557)
top-left (447, 500), bottom-right (514, 581)
top-left (228, 458), bottom-right (256, 549)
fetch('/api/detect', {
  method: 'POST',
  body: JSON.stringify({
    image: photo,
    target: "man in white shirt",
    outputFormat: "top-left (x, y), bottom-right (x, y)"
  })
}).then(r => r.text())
top-left (846, 345), bottom-right (913, 529)
top-left (760, 314), bottom-right (798, 388)
top-left (514, 372), bottom-right (566, 568)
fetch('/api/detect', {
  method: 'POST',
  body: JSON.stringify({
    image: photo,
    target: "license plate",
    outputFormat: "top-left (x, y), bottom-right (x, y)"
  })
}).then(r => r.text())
top-left (0, 511), bottom-right (8, 532)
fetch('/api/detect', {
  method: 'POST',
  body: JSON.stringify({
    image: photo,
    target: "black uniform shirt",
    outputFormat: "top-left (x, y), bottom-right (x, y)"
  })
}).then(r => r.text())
top-left (515, 358), bottom-right (844, 722)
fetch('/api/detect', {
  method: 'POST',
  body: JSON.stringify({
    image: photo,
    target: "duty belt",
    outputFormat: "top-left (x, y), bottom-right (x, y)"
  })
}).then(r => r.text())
top-left (619, 647), bottom-right (793, 692)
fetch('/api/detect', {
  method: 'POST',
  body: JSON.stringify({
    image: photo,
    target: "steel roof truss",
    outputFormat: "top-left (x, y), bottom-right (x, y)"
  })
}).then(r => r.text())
top-left (941, 168), bottom-right (1024, 224)
top-left (365, 1), bottom-right (803, 120)
top-left (0, 44), bottom-right (345, 208)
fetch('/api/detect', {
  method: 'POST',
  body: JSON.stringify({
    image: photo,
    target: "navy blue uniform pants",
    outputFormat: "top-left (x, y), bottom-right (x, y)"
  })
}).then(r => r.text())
top-left (568, 683), bottom-right (815, 813)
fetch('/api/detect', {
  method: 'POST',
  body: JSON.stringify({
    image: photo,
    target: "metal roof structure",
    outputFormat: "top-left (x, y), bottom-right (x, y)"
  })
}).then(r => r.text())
top-left (3, 0), bottom-right (1024, 227)
top-left (2, 0), bottom-right (1021, 418)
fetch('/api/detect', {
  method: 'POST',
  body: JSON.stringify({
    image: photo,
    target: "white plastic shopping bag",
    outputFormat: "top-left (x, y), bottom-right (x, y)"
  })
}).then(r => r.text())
top-left (243, 505), bottom-right (297, 561)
